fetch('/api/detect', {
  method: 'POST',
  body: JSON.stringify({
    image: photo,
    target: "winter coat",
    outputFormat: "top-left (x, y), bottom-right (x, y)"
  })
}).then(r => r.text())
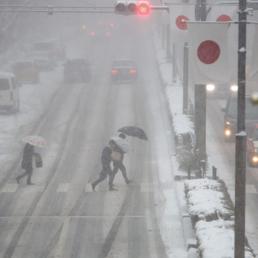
top-left (21, 143), bottom-right (35, 169)
top-left (101, 146), bottom-right (113, 169)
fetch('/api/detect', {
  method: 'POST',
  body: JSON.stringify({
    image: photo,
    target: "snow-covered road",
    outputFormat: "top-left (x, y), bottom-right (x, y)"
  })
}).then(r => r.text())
top-left (0, 6), bottom-right (188, 258)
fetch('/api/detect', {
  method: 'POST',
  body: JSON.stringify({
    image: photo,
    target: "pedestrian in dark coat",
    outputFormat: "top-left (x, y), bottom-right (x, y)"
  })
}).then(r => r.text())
top-left (16, 143), bottom-right (37, 185)
top-left (111, 133), bottom-right (131, 186)
top-left (91, 140), bottom-right (117, 191)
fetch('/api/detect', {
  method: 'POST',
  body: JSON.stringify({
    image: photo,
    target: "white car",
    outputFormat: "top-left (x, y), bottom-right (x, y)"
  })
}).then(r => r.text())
top-left (0, 72), bottom-right (19, 113)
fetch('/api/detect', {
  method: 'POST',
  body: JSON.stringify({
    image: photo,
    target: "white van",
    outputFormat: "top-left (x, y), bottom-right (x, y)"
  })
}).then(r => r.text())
top-left (0, 72), bottom-right (20, 113)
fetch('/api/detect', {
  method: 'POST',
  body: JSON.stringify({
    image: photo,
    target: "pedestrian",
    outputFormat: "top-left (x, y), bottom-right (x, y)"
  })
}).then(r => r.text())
top-left (91, 140), bottom-right (118, 191)
top-left (110, 133), bottom-right (131, 186)
top-left (16, 143), bottom-right (41, 185)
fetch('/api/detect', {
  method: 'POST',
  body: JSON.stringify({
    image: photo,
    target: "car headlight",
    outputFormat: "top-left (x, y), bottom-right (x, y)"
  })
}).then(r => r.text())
top-left (252, 155), bottom-right (258, 163)
top-left (230, 84), bottom-right (238, 92)
top-left (206, 83), bottom-right (215, 92)
top-left (224, 128), bottom-right (232, 137)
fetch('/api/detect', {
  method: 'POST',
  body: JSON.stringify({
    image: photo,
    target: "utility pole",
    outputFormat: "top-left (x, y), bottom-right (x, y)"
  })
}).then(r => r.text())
top-left (194, 0), bottom-right (207, 171)
top-left (183, 42), bottom-right (189, 114)
top-left (234, 0), bottom-right (247, 255)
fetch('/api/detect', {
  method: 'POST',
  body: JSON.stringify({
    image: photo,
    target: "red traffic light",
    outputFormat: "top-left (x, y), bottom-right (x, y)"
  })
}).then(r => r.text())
top-left (137, 1), bottom-right (151, 16)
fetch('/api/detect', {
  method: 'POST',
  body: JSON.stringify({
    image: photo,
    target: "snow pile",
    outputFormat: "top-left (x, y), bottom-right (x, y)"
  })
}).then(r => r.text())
top-left (196, 220), bottom-right (255, 258)
top-left (185, 178), bottom-right (222, 191)
top-left (184, 178), bottom-right (255, 258)
top-left (185, 178), bottom-right (233, 221)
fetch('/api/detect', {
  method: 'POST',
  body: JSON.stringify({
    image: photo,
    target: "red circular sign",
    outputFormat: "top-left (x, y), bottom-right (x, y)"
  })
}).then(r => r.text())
top-left (197, 40), bottom-right (220, 64)
top-left (217, 14), bottom-right (231, 22)
top-left (176, 15), bottom-right (189, 30)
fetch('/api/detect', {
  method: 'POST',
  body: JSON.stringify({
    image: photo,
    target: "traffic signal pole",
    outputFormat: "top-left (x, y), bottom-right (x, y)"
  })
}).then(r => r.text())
top-left (234, 0), bottom-right (247, 256)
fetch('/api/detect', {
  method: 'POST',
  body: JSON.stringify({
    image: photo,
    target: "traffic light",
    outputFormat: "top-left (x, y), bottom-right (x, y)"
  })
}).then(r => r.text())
top-left (115, 1), bottom-right (127, 13)
top-left (136, 1), bottom-right (151, 16)
top-left (114, 0), bottom-right (151, 16)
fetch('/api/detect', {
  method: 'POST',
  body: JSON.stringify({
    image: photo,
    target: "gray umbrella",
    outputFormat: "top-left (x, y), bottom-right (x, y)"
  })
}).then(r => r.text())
top-left (118, 126), bottom-right (148, 140)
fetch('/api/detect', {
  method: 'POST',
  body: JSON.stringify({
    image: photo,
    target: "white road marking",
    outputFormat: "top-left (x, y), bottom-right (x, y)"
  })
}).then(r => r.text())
top-left (57, 183), bottom-right (70, 193)
top-left (19, 185), bottom-right (45, 193)
top-left (51, 217), bottom-right (70, 258)
top-left (1, 183), bottom-right (18, 193)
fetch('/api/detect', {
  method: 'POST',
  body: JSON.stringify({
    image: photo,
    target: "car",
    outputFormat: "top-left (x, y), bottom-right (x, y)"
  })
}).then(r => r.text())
top-left (32, 40), bottom-right (66, 63)
top-left (0, 72), bottom-right (20, 113)
top-left (63, 59), bottom-right (91, 83)
top-left (247, 124), bottom-right (258, 167)
top-left (12, 61), bottom-right (40, 84)
top-left (30, 40), bottom-right (66, 71)
top-left (222, 93), bottom-right (258, 141)
top-left (33, 56), bottom-right (55, 71)
top-left (205, 82), bottom-right (238, 98)
top-left (111, 59), bottom-right (137, 83)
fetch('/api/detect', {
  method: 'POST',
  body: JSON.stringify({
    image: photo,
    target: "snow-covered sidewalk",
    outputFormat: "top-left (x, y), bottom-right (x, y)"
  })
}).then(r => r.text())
top-left (152, 27), bottom-right (257, 257)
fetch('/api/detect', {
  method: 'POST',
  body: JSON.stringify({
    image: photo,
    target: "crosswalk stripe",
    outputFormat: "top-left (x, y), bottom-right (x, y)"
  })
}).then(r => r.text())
top-left (1, 183), bottom-right (18, 193)
top-left (57, 183), bottom-right (70, 193)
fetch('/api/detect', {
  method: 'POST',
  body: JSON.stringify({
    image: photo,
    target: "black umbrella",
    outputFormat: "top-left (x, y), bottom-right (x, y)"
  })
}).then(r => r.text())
top-left (118, 126), bottom-right (148, 140)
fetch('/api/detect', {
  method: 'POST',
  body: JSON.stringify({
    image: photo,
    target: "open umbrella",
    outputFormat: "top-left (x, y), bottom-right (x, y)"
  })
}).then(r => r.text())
top-left (22, 135), bottom-right (47, 148)
top-left (118, 126), bottom-right (148, 140)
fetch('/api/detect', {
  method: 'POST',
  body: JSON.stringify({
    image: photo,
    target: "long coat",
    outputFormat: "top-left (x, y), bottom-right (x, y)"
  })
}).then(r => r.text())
top-left (21, 143), bottom-right (35, 169)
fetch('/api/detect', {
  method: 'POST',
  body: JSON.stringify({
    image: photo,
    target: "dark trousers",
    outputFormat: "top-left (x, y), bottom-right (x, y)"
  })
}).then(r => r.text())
top-left (112, 161), bottom-right (129, 184)
top-left (17, 166), bottom-right (33, 184)
top-left (92, 167), bottom-right (113, 189)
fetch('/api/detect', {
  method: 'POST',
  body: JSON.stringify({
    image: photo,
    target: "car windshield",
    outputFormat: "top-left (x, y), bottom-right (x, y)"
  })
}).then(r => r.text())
top-left (227, 97), bottom-right (258, 120)
top-left (0, 78), bottom-right (10, 90)
top-left (113, 60), bottom-right (134, 67)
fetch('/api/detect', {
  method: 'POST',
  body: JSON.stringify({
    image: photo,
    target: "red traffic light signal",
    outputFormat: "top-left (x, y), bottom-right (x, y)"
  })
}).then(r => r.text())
top-left (114, 0), bottom-right (151, 16)
top-left (137, 1), bottom-right (151, 16)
